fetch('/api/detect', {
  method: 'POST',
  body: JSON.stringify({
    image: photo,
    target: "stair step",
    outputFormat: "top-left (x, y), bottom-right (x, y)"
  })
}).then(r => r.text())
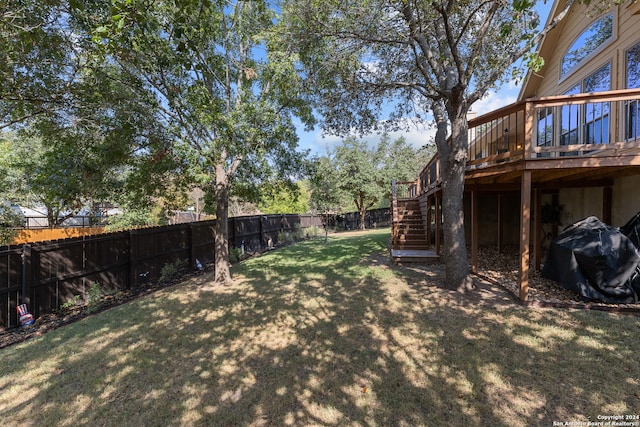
top-left (396, 216), bottom-right (423, 222)
top-left (392, 200), bottom-right (431, 257)
top-left (391, 249), bottom-right (439, 264)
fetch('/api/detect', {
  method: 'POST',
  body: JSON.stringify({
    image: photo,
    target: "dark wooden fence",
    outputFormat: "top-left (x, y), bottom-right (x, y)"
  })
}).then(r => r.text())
top-left (0, 209), bottom-right (390, 329)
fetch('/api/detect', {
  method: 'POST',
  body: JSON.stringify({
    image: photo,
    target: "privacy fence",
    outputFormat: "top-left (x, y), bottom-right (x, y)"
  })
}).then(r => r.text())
top-left (1, 208), bottom-right (390, 329)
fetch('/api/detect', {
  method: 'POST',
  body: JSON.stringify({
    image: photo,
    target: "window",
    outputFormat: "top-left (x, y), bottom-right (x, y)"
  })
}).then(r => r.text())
top-left (561, 84), bottom-right (581, 149)
top-left (626, 43), bottom-right (640, 140)
top-left (536, 63), bottom-right (611, 156)
top-left (536, 107), bottom-right (554, 158)
top-left (583, 64), bottom-right (610, 145)
top-left (561, 14), bottom-right (613, 78)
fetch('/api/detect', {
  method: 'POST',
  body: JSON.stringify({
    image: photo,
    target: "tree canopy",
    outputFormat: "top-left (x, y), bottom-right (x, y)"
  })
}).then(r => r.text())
top-left (311, 135), bottom-right (424, 230)
top-left (280, 0), bottom-right (617, 290)
top-left (91, 0), bottom-right (314, 284)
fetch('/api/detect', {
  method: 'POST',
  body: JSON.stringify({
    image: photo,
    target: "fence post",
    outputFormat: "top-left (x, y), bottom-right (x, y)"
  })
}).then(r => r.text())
top-left (21, 244), bottom-right (31, 306)
top-left (128, 230), bottom-right (137, 289)
top-left (230, 217), bottom-right (236, 248)
top-left (189, 223), bottom-right (195, 270)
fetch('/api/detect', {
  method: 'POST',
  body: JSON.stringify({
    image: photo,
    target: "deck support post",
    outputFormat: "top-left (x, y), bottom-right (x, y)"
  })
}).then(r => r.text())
top-left (471, 190), bottom-right (479, 274)
top-left (426, 196), bottom-right (432, 247)
top-left (533, 187), bottom-right (542, 271)
top-left (519, 170), bottom-right (532, 302)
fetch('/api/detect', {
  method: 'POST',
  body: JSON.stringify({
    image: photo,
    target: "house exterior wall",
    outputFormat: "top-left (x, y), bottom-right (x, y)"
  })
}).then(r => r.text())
top-left (556, 187), bottom-right (604, 227)
top-left (464, 193), bottom-right (524, 247)
top-left (522, 1), bottom-right (640, 231)
top-left (613, 175), bottom-right (640, 225)
top-left (450, 2), bottom-right (640, 249)
top-left (523, 2), bottom-right (640, 99)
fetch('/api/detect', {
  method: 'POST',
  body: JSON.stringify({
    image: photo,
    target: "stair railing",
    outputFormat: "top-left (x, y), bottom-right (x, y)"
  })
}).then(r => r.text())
top-left (392, 179), bottom-right (399, 246)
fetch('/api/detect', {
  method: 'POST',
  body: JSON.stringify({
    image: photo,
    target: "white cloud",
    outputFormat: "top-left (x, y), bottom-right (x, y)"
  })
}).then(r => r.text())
top-left (297, 116), bottom-right (436, 156)
top-left (471, 82), bottom-right (520, 116)
top-left (297, 79), bottom-right (523, 155)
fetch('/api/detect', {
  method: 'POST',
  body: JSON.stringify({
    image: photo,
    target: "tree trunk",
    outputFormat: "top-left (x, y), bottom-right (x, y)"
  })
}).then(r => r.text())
top-left (353, 195), bottom-right (364, 230)
top-left (433, 102), bottom-right (475, 292)
top-left (359, 206), bottom-right (366, 230)
top-left (214, 164), bottom-right (232, 285)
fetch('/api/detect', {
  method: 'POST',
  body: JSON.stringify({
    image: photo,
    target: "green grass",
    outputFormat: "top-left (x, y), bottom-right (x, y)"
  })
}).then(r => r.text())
top-left (1, 228), bottom-right (639, 426)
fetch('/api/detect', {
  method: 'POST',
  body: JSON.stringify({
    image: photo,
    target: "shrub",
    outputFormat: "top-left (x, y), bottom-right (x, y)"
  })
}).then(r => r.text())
top-left (230, 247), bottom-right (243, 263)
top-left (86, 283), bottom-right (105, 313)
top-left (305, 225), bottom-right (322, 239)
top-left (159, 259), bottom-right (188, 284)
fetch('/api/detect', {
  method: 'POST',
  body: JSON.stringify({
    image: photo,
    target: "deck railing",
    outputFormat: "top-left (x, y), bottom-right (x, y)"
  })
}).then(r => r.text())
top-left (418, 88), bottom-right (640, 192)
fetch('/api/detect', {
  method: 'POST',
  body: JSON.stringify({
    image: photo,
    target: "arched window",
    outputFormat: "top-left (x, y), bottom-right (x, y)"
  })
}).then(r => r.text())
top-left (628, 42), bottom-right (640, 89)
top-left (561, 14), bottom-right (613, 78)
top-left (626, 42), bottom-right (640, 140)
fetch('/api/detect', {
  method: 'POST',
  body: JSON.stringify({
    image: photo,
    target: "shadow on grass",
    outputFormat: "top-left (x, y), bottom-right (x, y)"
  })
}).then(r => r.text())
top-left (1, 229), bottom-right (639, 426)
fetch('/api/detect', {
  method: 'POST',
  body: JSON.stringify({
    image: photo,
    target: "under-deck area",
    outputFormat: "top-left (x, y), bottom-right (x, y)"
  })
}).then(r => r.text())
top-left (392, 89), bottom-right (640, 301)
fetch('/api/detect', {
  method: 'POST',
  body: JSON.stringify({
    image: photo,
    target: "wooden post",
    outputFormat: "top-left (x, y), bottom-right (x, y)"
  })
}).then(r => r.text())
top-left (533, 187), bottom-right (542, 271)
top-left (523, 101), bottom-right (534, 159)
top-left (391, 179), bottom-right (398, 245)
top-left (519, 170), bottom-right (532, 302)
top-left (426, 196), bottom-right (432, 247)
top-left (471, 190), bottom-right (479, 274)
top-left (21, 244), bottom-right (31, 306)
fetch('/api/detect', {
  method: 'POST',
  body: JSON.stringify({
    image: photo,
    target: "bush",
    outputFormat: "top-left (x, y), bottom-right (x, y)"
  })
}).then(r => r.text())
top-left (230, 247), bottom-right (243, 263)
top-left (159, 259), bottom-right (188, 284)
top-left (292, 224), bottom-right (303, 241)
top-left (304, 225), bottom-right (322, 239)
top-left (86, 283), bottom-right (105, 313)
top-left (277, 230), bottom-right (293, 245)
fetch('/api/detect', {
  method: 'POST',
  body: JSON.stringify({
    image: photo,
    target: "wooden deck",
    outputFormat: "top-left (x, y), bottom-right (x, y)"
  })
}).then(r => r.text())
top-left (391, 88), bottom-right (640, 301)
top-left (391, 249), bottom-right (439, 264)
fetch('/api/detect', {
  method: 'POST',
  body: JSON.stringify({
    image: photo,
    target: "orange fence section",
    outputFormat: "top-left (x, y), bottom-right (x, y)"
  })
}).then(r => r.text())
top-left (12, 227), bottom-right (107, 244)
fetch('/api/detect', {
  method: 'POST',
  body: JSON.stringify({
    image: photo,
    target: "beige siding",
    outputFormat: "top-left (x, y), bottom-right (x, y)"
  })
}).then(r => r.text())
top-left (527, 2), bottom-right (640, 98)
top-left (613, 175), bottom-right (640, 225)
top-left (557, 187), bottom-right (604, 227)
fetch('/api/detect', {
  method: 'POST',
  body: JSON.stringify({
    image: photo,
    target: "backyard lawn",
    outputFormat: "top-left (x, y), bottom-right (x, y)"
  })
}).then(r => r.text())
top-left (0, 228), bottom-right (639, 426)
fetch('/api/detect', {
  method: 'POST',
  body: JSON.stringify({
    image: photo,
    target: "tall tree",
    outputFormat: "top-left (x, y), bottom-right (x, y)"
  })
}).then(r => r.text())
top-left (95, 0), bottom-right (314, 284)
top-left (281, 0), bottom-right (612, 291)
top-left (333, 137), bottom-right (386, 229)
top-left (1, 1), bottom-right (181, 226)
top-left (308, 155), bottom-right (348, 241)
top-left (317, 135), bottom-right (421, 230)
top-left (258, 180), bottom-right (311, 214)
top-left (0, 0), bottom-right (71, 129)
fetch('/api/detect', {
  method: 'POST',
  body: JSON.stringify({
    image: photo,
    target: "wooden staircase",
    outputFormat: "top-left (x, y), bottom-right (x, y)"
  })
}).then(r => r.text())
top-left (391, 198), bottom-right (439, 264)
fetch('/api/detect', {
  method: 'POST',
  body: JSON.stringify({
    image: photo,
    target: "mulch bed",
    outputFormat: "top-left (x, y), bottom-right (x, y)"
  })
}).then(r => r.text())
top-left (476, 246), bottom-right (640, 314)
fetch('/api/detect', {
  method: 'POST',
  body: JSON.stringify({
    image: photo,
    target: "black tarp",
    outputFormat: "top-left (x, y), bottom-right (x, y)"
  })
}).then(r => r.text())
top-left (541, 216), bottom-right (640, 304)
top-left (621, 211), bottom-right (640, 249)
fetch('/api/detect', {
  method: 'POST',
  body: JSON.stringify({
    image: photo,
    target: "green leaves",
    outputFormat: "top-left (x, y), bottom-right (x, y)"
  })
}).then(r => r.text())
top-left (310, 134), bottom-right (423, 218)
top-left (512, 0), bottom-right (536, 12)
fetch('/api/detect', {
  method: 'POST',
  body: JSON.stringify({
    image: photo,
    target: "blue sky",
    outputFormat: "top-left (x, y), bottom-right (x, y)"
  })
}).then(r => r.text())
top-left (295, 1), bottom-right (553, 156)
top-left (294, 79), bottom-right (524, 156)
